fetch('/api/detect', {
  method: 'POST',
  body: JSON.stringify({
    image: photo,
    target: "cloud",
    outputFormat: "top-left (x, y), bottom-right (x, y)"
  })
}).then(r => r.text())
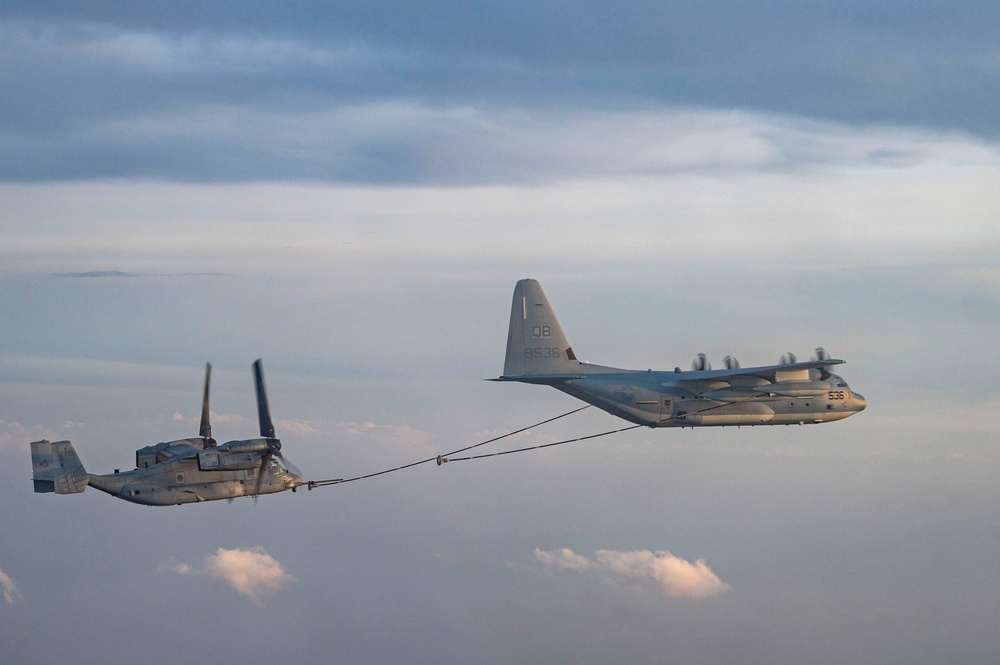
top-left (0, 419), bottom-right (69, 452)
top-left (337, 420), bottom-right (435, 451)
top-left (533, 547), bottom-right (593, 572)
top-left (5, 5), bottom-right (1000, 153)
top-left (0, 566), bottom-right (23, 605)
top-left (274, 418), bottom-right (317, 436)
top-left (534, 547), bottom-right (731, 600)
top-left (50, 270), bottom-right (138, 278)
top-left (5, 6), bottom-right (1000, 186)
top-left (6, 99), bottom-right (998, 185)
top-left (163, 546), bottom-right (294, 605)
top-left (202, 411), bottom-right (255, 427)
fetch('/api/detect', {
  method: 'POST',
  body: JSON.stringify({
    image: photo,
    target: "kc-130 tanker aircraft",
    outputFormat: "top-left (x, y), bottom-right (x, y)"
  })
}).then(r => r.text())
top-left (30, 360), bottom-right (302, 506)
top-left (493, 279), bottom-right (866, 427)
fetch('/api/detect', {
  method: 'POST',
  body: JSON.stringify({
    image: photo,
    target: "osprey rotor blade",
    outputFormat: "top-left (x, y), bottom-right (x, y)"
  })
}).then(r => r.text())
top-left (254, 451), bottom-right (270, 498)
top-left (199, 362), bottom-right (213, 441)
top-left (253, 359), bottom-right (275, 439)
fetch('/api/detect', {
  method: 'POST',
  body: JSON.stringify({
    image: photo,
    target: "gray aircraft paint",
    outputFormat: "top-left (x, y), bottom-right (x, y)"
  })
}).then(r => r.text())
top-left (30, 360), bottom-right (301, 506)
top-left (495, 279), bottom-right (866, 428)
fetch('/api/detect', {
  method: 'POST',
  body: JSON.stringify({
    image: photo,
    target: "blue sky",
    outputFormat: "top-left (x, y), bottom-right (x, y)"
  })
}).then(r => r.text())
top-left (1, 3), bottom-right (999, 664)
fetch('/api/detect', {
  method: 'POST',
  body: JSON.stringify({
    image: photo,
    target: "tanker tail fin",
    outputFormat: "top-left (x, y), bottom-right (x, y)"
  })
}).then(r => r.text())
top-left (502, 279), bottom-right (580, 378)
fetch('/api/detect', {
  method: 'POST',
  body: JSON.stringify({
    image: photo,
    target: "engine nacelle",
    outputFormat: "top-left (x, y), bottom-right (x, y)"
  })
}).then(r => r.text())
top-left (197, 438), bottom-right (270, 471)
top-left (197, 449), bottom-right (262, 471)
top-left (136, 437), bottom-right (211, 469)
top-left (219, 439), bottom-right (270, 454)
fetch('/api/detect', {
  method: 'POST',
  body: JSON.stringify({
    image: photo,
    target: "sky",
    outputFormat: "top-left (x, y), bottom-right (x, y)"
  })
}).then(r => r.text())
top-left (1, 2), bottom-right (999, 663)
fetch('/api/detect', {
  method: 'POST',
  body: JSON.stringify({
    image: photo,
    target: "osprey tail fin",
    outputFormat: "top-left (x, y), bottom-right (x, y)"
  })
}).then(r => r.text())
top-left (502, 279), bottom-right (580, 377)
top-left (31, 440), bottom-right (89, 494)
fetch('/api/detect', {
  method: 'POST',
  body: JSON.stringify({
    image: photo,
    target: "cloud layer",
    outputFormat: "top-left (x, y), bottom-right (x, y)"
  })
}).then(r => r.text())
top-left (164, 546), bottom-right (294, 605)
top-left (534, 547), bottom-right (731, 600)
top-left (3, 4), bottom-right (1000, 183)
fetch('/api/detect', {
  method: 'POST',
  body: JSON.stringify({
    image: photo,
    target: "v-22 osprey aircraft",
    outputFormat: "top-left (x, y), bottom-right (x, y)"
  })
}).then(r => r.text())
top-left (493, 279), bottom-right (866, 427)
top-left (30, 360), bottom-right (302, 506)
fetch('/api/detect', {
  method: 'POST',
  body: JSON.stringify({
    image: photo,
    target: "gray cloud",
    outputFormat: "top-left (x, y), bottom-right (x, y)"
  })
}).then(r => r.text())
top-left (4, 100), bottom-right (996, 185)
top-left (49, 271), bottom-right (225, 278)
top-left (0, 417), bottom-right (75, 452)
top-left (51, 270), bottom-right (138, 278)
top-left (2, 4), bottom-right (1000, 183)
